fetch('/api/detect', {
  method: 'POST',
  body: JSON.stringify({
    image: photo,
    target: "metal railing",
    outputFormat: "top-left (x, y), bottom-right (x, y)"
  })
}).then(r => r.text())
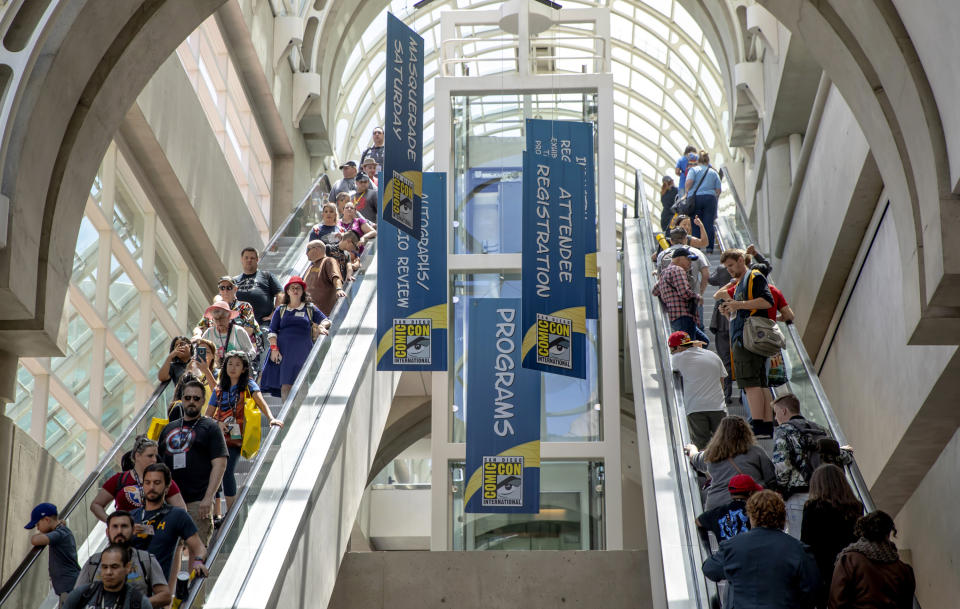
top-left (0, 173), bottom-right (332, 608)
top-left (180, 240), bottom-right (377, 607)
top-left (622, 168), bottom-right (715, 608)
top-left (673, 174), bottom-right (922, 609)
top-left (0, 382), bottom-right (171, 606)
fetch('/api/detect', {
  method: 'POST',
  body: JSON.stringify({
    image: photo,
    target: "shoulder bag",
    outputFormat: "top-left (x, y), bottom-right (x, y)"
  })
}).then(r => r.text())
top-left (672, 164), bottom-right (710, 216)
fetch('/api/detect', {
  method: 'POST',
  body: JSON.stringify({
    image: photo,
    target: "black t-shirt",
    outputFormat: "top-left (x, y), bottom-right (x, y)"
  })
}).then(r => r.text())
top-left (698, 498), bottom-right (751, 543)
top-left (131, 505), bottom-right (198, 577)
top-left (157, 417), bottom-right (228, 503)
top-left (168, 359), bottom-right (188, 385)
top-left (235, 270), bottom-right (282, 322)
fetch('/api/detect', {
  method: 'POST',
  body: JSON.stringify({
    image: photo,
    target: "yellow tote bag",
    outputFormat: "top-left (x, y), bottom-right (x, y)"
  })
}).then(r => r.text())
top-left (147, 417), bottom-right (169, 441)
top-left (241, 393), bottom-right (262, 459)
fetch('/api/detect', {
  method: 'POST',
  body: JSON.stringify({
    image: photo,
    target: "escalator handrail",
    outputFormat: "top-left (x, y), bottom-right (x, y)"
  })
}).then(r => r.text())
top-left (709, 209), bottom-right (879, 512)
top-left (631, 169), bottom-right (714, 608)
top-left (0, 173), bottom-right (331, 606)
top-left (181, 242), bottom-right (377, 609)
top-left (0, 380), bottom-right (170, 604)
top-left (261, 173), bottom-right (331, 255)
top-left (708, 190), bottom-right (921, 609)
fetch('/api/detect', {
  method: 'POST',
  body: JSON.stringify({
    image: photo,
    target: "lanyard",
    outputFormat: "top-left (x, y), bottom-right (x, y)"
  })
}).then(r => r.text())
top-left (129, 469), bottom-right (143, 507)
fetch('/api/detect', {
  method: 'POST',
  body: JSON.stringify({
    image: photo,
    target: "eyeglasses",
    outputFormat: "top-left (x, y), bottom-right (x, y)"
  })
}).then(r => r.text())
top-left (182, 395), bottom-right (204, 402)
top-left (218, 285), bottom-right (234, 291)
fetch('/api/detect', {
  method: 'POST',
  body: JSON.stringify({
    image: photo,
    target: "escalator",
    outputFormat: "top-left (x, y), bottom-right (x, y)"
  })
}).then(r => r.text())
top-left (622, 169), bottom-right (917, 608)
top-left (1, 173), bottom-right (402, 609)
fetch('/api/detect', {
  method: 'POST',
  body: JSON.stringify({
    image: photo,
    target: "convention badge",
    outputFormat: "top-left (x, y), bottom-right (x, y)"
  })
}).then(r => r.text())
top-left (173, 452), bottom-right (187, 469)
top-left (229, 423), bottom-right (242, 440)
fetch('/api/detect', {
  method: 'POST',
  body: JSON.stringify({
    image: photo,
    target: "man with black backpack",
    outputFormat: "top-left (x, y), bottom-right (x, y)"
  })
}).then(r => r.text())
top-left (63, 545), bottom-right (153, 609)
top-left (772, 394), bottom-right (853, 539)
top-left (75, 511), bottom-right (170, 607)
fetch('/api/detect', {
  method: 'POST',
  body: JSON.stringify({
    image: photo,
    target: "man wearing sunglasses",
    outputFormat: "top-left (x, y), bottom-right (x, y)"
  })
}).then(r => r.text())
top-left (156, 379), bottom-right (227, 545)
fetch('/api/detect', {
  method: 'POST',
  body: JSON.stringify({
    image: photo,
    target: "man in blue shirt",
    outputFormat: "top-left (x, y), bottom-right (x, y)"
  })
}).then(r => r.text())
top-left (675, 146), bottom-right (698, 191)
top-left (131, 464), bottom-right (209, 580)
top-left (27, 502), bottom-right (80, 605)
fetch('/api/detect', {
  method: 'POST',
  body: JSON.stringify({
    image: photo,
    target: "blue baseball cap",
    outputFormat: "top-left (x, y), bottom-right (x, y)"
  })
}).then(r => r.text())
top-left (25, 502), bottom-right (58, 529)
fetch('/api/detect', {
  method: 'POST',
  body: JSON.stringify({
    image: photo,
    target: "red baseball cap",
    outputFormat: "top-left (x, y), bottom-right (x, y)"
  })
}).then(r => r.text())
top-left (668, 331), bottom-right (690, 348)
top-left (728, 474), bottom-right (763, 495)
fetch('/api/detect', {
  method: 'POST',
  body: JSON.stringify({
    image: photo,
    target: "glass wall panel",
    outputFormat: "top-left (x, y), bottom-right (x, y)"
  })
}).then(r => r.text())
top-left (452, 93), bottom-right (598, 255)
top-left (450, 274), bottom-right (601, 443)
top-left (451, 461), bottom-right (606, 550)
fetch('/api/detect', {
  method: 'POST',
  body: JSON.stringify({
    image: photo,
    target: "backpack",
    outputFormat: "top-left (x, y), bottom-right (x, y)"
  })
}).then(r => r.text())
top-left (87, 548), bottom-right (154, 591)
top-left (76, 582), bottom-right (143, 609)
top-left (788, 419), bottom-right (831, 484)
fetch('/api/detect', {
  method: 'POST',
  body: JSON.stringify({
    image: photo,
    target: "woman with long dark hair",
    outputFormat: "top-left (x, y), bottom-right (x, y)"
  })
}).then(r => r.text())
top-left (802, 464), bottom-right (864, 607)
top-left (659, 175), bottom-right (679, 232)
top-left (207, 351), bottom-right (282, 512)
top-left (685, 415), bottom-right (776, 509)
top-left (260, 276), bottom-right (330, 399)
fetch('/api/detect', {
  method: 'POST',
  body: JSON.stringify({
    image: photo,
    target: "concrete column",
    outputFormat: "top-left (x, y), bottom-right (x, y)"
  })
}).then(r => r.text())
top-left (85, 330), bottom-right (107, 470)
top-left (139, 212), bottom-right (157, 370)
top-left (0, 350), bottom-right (17, 405)
top-left (28, 358), bottom-right (50, 445)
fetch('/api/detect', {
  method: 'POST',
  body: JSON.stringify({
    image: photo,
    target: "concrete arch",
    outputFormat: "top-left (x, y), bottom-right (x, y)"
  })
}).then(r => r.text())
top-left (757, 0), bottom-right (957, 344)
top-left (0, 0), bottom-right (227, 355)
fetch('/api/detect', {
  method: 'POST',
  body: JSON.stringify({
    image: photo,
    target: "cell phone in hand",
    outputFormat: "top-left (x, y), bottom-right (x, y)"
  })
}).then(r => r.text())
top-left (195, 345), bottom-right (206, 362)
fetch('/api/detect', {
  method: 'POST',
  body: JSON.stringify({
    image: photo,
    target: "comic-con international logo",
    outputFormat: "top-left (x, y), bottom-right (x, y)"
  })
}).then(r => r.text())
top-left (482, 456), bottom-right (523, 507)
top-left (392, 318), bottom-right (431, 365)
top-left (391, 171), bottom-right (415, 231)
top-left (535, 313), bottom-right (572, 369)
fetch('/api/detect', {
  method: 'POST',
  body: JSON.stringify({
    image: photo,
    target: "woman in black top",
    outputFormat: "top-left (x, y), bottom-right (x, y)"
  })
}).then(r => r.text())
top-left (801, 464), bottom-right (863, 608)
top-left (660, 175), bottom-right (679, 231)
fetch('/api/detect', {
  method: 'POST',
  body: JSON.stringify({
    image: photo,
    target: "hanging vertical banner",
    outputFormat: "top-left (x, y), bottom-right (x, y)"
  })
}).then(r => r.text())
top-left (465, 298), bottom-right (541, 514)
top-left (376, 172), bottom-right (447, 371)
top-left (521, 121), bottom-right (588, 379)
top-left (382, 12), bottom-right (423, 240)
top-left (526, 119), bottom-right (597, 319)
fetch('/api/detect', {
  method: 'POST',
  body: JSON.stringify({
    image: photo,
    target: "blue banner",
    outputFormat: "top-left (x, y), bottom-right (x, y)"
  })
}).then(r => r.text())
top-left (526, 119), bottom-right (597, 318)
top-left (376, 172), bottom-right (447, 371)
top-left (465, 298), bottom-right (541, 514)
top-left (382, 12), bottom-right (424, 239)
top-left (520, 124), bottom-right (587, 379)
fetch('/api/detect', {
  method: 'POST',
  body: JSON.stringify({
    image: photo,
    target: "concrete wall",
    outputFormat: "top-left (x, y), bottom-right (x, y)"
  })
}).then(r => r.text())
top-left (817, 213), bottom-right (956, 490)
top-left (896, 427), bottom-right (960, 608)
top-left (328, 551), bottom-right (652, 609)
top-left (776, 85), bottom-right (882, 351)
top-left (135, 55), bottom-right (262, 276)
top-left (806, 204), bottom-right (957, 607)
top-left (892, 0), bottom-right (960, 189)
top-left (0, 415), bottom-right (79, 588)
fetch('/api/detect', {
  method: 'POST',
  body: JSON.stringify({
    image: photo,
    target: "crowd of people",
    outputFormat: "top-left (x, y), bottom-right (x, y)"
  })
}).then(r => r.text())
top-left (653, 146), bottom-right (916, 608)
top-left (24, 133), bottom-right (383, 608)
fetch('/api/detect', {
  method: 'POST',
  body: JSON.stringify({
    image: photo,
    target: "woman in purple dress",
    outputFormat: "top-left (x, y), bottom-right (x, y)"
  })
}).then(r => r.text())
top-left (259, 276), bottom-right (330, 399)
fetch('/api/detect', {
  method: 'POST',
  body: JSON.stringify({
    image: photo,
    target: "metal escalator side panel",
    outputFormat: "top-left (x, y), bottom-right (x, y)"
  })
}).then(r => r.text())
top-left (204, 255), bottom-right (401, 609)
top-left (622, 220), bottom-right (710, 609)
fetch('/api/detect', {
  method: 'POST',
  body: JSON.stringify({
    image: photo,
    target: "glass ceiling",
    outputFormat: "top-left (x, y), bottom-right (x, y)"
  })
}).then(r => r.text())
top-left (332, 0), bottom-right (733, 219)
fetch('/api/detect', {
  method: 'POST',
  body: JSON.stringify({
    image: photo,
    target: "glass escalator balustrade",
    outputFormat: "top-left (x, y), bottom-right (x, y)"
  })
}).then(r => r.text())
top-left (0, 174), bottom-right (333, 609)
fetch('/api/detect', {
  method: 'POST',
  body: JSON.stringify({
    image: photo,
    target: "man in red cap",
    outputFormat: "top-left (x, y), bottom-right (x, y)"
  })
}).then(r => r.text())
top-left (696, 473), bottom-right (763, 546)
top-left (669, 330), bottom-right (727, 448)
